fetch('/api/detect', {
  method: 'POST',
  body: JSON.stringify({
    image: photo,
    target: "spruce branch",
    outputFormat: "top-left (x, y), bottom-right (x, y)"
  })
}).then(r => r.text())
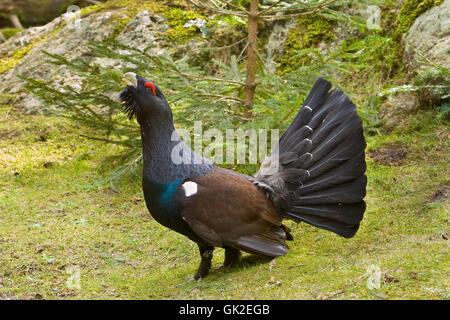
top-left (188, 0), bottom-right (247, 17)
top-left (196, 93), bottom-right (244, 103)
top-left (218, 0), bottom-right (249, 14)
top-left (257, 0), bottom-right (284, 16)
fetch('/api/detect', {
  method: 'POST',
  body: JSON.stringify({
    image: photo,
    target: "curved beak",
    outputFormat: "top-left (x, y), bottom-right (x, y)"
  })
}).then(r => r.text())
top-left (123, 72), bottom-right (137, 88)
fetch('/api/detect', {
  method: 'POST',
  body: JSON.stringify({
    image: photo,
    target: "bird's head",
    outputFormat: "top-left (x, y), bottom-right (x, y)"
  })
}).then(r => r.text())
top-left (120, 72), bottom-right (170, 122)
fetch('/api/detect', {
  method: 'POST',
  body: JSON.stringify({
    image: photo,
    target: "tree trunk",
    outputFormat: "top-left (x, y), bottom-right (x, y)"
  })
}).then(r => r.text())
top-left (243, 0), bottom-right (259, 118)
top-left (9, 13), bottom-right (24, 29)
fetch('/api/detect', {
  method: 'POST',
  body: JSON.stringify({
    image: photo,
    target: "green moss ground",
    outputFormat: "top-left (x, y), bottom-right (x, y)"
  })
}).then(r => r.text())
top-left (0, 103), bottom-right (448, 300)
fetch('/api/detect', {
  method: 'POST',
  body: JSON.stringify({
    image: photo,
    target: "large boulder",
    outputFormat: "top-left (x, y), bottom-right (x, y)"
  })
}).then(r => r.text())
top-left (380, 0), bottom-right (449, 131)
top-left (0, 8), bottom-right (169, 113)
top-left (403, 0), bottom-right (450, 72)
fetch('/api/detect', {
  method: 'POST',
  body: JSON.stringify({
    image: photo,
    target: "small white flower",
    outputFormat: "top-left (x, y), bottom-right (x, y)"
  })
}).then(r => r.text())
top-left (184, 19), bottom-right (206, 28)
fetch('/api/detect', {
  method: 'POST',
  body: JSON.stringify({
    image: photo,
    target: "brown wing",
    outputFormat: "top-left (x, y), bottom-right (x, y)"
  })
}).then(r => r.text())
top-left (181, 167), bottom-right (288, 257)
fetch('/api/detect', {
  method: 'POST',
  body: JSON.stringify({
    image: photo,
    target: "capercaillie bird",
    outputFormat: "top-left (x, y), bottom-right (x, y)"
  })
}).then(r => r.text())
top-left (120, 73), bottom-right (367, 280)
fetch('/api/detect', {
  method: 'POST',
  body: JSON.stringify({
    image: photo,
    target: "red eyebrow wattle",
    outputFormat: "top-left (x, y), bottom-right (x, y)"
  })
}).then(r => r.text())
top-left (144, 82), bottom-right (156, 95)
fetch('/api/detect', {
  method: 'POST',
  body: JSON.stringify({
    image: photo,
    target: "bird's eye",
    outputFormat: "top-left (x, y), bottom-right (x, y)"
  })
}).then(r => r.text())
top-left (144, 82), bottom-right (156, 96)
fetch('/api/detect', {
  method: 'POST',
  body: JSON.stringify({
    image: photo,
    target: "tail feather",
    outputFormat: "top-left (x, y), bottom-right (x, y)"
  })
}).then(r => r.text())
top-left (302, 78), bottom-right (333, 110)
top-left (279, 111), bottom-right (312, 153)
top-left (299, 154), bottom-right (366, 194)
top-left (294, 176), bottom-right (367, 205)
top-left (309, 103), bottom-right (357, 147)
top-left (279, 78), bottom-right (330, 143)
top-left (305, 115), bottom-right (363, 168)
top-left (307, 128), bottom-right (365, 178)
top-left (254, 77), bottom-right (367, 238)
top-left (289, 136), bottom-right (312, 156)
top-left (283, 212), bottom-right (361, 238)
top-left (310, 89), bottom-right (349, 118)
top-left (288, 202), bottom-right (366, 225)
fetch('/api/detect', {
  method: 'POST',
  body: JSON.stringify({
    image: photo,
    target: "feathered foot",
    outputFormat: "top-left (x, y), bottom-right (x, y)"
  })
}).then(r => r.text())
top-left (223, 247), bottom-right (241, 267)
top-left (193, 245), bottom-right (214, 280)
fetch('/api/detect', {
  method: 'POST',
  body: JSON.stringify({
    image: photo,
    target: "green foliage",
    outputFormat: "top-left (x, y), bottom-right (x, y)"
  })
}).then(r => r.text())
top-left (196, 18), bottom-right (246, 70)
top-left (1, 28), bottom-right (22, 39)
top-left (22, 31), bottom-right (367, 180)
top-left (21, 0), bottom-right (446, 182)
top-left (437, 101), bottom-right (450, 120)
top-left (79, 3), bottom-right (106, 16)
top-left (377, 58), bottom-right (450, 126)
top-left (395, 0), bottom-right (444, 37)
top-left (339, 34), bottom-right (402, 81)
top-left (414, 58), bottom-right (450, 101)
top-left (414, 59), bottom-right (450, 121)
top-left (379, 59), bottom-right (450, 102)
top-left (275, 0), bottom-right (383, 74)
top-left (213, 14), bottom-right (246, 26)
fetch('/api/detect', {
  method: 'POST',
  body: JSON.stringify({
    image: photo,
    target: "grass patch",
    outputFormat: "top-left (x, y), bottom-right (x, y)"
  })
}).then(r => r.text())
top-left (0, 104), bottom-right (448, 299)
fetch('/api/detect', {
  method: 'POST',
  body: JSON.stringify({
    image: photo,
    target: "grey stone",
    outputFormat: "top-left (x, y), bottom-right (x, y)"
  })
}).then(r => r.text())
top-left (0, 9), bottom-right (169, 113)
top-left (404, 0), bottom-right (450, 72)
top-left (380, 91), bottom-right (419, 131)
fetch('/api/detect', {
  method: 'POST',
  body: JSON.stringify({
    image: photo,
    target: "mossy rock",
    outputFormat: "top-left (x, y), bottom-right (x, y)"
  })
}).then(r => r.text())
top-left (93, 0), bottom-right (166, 15)
top-left (277, 15), bottom-right (334, 74)
top-left (111, 16), bottom-right (133, 38)
top-left (0, 26), bottom-right (63, 74)
top-left (1, 28), bottom-right (22, 40)
top-left (395, 0), bottom-right (445, 37)
top-left (163, 8), bottom-right (205, 44)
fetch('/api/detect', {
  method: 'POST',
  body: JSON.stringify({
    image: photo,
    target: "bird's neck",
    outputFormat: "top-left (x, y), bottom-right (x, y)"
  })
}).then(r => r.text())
top-left (139, 116), bottom-right (214, 184)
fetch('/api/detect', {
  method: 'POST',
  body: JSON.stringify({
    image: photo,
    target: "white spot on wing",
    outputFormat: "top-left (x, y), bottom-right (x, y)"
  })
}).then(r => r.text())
top-left (182, 181), bottom-right (198, 197)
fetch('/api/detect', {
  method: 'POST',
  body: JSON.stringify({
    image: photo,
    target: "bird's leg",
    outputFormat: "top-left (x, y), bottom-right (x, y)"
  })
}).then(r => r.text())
top-left (223, 247), bottom-right (241, 267)
top-left (193, 245), bottom-right (214, 280)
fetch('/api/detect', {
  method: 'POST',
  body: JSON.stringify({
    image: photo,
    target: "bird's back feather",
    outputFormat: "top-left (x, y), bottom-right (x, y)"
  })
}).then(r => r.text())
top-left (181, 167), bottom-right (289, 257)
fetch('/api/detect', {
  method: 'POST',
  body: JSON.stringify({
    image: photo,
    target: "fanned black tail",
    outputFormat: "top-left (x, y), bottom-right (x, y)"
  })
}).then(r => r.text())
top-left (255, 78), bottom-right (367, 238)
